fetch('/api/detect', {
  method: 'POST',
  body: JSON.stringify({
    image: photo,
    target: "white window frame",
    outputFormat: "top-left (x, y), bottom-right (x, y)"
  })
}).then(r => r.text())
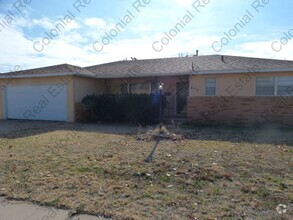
top-left (276, 76), bottom-right (293, 96)
top-left (255, 77), bottom-right (276, 96)
top-left (255, 76), bottom-right (293, 96)
top-left (205, 78), bottom-right (216, 96)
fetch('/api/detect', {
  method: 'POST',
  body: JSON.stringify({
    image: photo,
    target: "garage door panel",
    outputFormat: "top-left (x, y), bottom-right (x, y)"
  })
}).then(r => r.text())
top-left (6, 85), bottom-right (67, 121)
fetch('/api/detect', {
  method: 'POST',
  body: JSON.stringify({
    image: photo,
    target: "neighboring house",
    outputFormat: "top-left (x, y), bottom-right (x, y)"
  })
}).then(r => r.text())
top-left (0, 55), bottom-right (293, 126)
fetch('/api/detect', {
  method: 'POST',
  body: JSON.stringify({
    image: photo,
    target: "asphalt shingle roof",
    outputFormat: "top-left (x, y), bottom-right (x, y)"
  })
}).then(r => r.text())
top-left (86, 55), bottom-right (293, 78)
top-left (1, 64), bottom-right (94, 76)
top-left (2, 55), bottom-right (293, 78)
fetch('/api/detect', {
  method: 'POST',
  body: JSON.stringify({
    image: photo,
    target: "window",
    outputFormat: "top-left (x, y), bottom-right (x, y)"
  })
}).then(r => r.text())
top-left (205, 78), bottom-right (216, 96)
top-left (256, 77), bottom-right (275, 96)
top-left (130, 83), bottom-right (150, 94)
top-left (256, 76), bottom-right (293, 96)
top-left (277, 76), bottom-right (293, 96)
top-left (120, 83), bottom-right (151, 94)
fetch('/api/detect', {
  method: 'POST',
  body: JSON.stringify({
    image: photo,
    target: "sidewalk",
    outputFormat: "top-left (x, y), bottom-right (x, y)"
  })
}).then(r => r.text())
top-left (0, 197), bottom-right (108, 220)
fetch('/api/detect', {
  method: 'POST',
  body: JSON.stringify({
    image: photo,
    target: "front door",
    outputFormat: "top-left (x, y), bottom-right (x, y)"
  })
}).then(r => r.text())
top-left (176, 82), bottom-right (189, 115)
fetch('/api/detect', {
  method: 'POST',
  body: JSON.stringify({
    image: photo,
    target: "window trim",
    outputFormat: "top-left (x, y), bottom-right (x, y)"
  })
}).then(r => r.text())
top-left (205, 78), bottom-right (216, 96)
top-left (276, 76), bottom-right (293, 96)
top-left (275, 77), bottom-right (278, 96)
top-left (255, 77), bottom-right (276, 96)
top-left (255, 76), bottom-right (293, 96)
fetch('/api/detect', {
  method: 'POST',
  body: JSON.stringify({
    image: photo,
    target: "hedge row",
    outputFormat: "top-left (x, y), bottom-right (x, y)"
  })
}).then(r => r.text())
top-left (82, 94), bottom-right (166, 124)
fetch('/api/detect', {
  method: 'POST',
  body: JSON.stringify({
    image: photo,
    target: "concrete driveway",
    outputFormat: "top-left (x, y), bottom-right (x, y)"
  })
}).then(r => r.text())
top-left (0, 120), bottom-right (135, 137)
top-left (0, 197), bottom-right (110, 220)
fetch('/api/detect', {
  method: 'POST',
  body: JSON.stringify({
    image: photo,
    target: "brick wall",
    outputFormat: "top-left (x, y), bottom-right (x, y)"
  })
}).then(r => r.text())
top-left (187, 96), bottom-right (293, 126)
top-left (75, 103), bottom-right (89, 122)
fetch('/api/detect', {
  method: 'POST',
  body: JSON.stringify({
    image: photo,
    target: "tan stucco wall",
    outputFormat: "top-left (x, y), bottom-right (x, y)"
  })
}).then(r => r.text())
top-left (73, 77), bottom-right (105, 122)
top-left (0, 76), bottom-right (75, 122)
top-left (189, 72), bottom-right (293, 97)
top-left (73, 77), bottom-right (105, 102)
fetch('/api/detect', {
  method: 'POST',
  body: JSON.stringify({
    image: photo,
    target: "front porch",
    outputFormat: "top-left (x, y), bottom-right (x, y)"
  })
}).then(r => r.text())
top-left (74, 75), bottom-right (190, 122)
top-left (105, 75), bottom-right (189, 119)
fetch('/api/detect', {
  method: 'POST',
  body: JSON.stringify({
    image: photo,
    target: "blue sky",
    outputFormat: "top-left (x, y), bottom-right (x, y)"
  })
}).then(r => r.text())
top-left (0, 0), bottom-right (292, 73)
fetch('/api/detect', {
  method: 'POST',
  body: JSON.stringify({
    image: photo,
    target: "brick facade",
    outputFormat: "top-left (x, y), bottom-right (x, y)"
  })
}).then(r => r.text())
top-left (75, 103), bottom-right (88, 122)
top-left (187, 96), bottom-right (293, 126)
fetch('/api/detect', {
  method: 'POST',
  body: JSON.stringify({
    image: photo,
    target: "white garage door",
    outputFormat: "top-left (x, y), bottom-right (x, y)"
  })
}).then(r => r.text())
top-left (5, 85), bottom-right (67, 121)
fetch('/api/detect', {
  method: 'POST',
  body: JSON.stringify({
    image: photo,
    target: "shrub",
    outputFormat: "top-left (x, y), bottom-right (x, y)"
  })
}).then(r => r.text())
top-left (82, 94), bottom-right (166, 124)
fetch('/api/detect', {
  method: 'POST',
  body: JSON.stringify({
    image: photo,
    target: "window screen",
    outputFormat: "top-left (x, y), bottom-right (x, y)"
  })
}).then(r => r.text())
top-left (277, 76), bottom-right (293, 96)
top-left (256, 77), bottom-right (275, 96)
top-left (205, 78), bottom-right (216, 96)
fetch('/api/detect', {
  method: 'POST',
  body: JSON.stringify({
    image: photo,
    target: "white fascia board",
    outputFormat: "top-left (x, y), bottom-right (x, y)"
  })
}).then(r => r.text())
top-left (190, 68), bottom-right (293, 75)
top-left (0, 72), bottom-right (97, 79)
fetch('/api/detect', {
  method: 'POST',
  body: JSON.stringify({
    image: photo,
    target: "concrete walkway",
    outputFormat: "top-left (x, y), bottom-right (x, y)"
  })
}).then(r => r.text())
top-left (0, 197), bottom-right (109, 220)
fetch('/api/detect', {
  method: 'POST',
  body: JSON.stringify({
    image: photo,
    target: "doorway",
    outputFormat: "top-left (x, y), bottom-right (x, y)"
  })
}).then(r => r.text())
top-left (176, 82), bottom-right (189, 116)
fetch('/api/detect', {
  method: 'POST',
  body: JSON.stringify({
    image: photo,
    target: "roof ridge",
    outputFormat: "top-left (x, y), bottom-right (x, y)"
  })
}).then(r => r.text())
top-left (85, 55), bottom-right (293, 69)
top-left (85, 55), bottom-right (214, 68)
top-left (215, 54), bottom-right (293, 62)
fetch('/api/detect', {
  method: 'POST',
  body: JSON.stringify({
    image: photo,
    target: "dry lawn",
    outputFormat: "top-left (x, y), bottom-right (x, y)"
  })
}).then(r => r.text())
top-left (0, 122), bottom-right (292, 220)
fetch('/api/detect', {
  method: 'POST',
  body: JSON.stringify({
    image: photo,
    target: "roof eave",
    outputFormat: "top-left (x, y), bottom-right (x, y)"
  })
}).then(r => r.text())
top-left (191, 68), bottom-right (293, 75)
top-left (0, 72), bottom-right (98, 79)
top-left (92, 72), bottom-right (191, 79)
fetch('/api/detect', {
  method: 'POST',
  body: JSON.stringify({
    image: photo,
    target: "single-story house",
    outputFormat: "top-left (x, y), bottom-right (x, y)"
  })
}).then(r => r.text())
top-left (0, 55), bottom-right (293, 126)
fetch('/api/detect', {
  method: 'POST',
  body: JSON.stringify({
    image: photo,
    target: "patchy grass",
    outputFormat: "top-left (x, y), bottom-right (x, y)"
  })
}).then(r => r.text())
top-left (0, 123), bottom-right (292, 220)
